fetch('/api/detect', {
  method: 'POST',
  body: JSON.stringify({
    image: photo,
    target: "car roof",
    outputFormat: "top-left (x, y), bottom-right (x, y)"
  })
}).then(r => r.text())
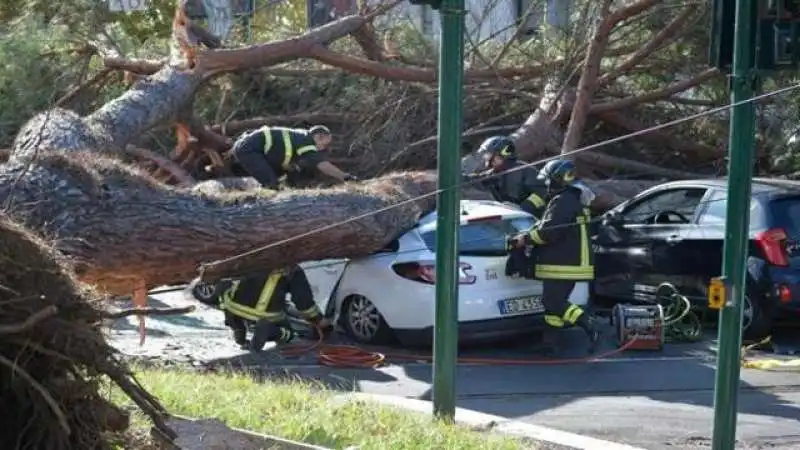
top-left (649, 178), bottom-right (800, 197)
top-left (415, 200), bottom-right (530, 230)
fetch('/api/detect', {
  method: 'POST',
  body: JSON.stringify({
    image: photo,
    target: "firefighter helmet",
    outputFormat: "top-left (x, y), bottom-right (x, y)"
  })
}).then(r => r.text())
top-left (537, 158), bottom-right (577, 189)
top-left (476, 136), bottom-right (516, 168)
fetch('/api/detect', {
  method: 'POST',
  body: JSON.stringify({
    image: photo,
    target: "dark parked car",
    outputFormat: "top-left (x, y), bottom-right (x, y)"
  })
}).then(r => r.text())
top-left (593, 178), bottom-right (800, 339)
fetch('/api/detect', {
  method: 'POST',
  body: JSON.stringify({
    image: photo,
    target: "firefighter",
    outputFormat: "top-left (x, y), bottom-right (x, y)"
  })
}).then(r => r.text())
top-left (510, 158), bottom-right (600, 354)
top-left (231, 124), bottom-right (357, 189)
top-left (217, 265), bottom-right (334, 351)
top-left (467, 135), bottom-right (550, 217)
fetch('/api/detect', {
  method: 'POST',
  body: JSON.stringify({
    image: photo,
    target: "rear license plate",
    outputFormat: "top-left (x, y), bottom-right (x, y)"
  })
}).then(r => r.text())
top-left (498, 296), bottom-right (544, 316)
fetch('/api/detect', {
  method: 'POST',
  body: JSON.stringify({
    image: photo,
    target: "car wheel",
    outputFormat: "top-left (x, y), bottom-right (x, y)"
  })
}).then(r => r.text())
top-left (340, 294), bottom-right (394, 345)
top-left (191, 281), bottom-right (222, 307)
top-left (742, 291), bottom-right (772, 341)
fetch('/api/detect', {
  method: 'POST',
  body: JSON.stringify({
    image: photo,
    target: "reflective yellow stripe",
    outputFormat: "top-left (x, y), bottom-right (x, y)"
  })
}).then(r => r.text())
top-left (545, 314), bottom-right (565, 327)
top-left (281, 130), bottom-right (294, 170)
top-left (297, 305), bottom-right (320, 319)
top-left (562, 305), bottom-right (584, 324)
top-left (262, 127), bottom-right (273, 153)
top-left (254, 271), bottom-right (284, 312)
top-left (220, 272), bottom-right (284, 321)
top-left (279, 327), bottom-right (293, 343)
top-left (295, 145), bottom-right (317, 156)
top-left (525, 193), bottom-right (545, 208)
top-left (535, 264), bottom-right (594, 280)
top-left (530, 229), bottom-right (546, 245)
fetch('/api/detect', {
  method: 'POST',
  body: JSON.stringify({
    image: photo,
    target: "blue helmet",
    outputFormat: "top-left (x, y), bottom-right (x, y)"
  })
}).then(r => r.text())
top-left (477, 136), bottom-right (516, 164)
top-left (537, 158), bottom-right (577, 188)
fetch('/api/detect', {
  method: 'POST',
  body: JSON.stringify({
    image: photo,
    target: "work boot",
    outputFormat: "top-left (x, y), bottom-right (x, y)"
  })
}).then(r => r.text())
top-left (249, 319), bottom-right (278, 352)
top-left (576, 315), bottom-right (601, 355)
top-left (232, 327), bottom-right (248, 348)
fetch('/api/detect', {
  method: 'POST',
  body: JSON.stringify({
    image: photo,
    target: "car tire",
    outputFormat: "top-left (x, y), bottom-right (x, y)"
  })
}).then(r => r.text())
top-left (742, 288), bottom-right (772, 342)
top-left (190, 281), bottom-right (223, 307)
top-left (340, 294), bottom-right (395, 345)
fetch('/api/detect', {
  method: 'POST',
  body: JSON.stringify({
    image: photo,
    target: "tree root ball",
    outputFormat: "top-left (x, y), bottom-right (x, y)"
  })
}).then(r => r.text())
top-left (0, 214), bottom-right (165, 450)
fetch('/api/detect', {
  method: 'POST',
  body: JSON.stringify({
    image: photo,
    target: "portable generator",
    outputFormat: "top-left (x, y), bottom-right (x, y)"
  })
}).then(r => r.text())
top-left (611, 304), bottom-right (666, 351)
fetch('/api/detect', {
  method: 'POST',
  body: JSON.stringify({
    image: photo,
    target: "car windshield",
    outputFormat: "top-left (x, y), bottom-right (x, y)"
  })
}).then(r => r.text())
top-left (420, 216), bottom-right (536, 256)
top-left (770, 197), bottom-right (800, 238)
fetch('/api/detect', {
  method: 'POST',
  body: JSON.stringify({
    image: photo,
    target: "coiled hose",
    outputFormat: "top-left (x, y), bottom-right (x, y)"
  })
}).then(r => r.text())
top-left (655, 282), bottom-right (704, 343)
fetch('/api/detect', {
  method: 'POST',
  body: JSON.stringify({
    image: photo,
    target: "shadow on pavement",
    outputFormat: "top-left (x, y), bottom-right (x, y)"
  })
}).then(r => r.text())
top-left (110, 296), bottom-right (226, 332)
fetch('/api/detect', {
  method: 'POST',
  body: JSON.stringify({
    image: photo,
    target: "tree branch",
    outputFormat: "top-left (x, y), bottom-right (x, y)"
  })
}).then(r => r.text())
top-left (125, 146), bottom-right (197, 186)
top-left (595, 110), bottom-right (722, 160)
top-left (597, 6), bottom-right (696, 87)
top-left (589, 68), bottom-right (720, 114)
top-left (561, 0), bottom-right (614, 154)
top-left (103, 306), bottom-right (196, 320)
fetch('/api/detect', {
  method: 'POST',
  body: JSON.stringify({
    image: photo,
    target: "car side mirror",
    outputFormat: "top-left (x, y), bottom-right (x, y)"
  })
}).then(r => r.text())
top-left (603, 211), bottom-right (626, 228)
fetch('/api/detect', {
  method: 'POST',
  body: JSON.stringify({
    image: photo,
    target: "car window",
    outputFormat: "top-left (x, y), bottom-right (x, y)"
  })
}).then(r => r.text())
top-left (769, 197), bottom-right (800, 237)
top-left (621, 188), bottom-right (707, 225)
top-left (420, 217), bottom-right (535, 256)
top-left (697, 189), bottom-right (765, 229)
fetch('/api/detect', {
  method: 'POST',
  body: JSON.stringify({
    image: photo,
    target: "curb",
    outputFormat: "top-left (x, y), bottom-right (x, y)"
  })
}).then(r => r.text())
top-left (335, 392), bottom-right (647, 450)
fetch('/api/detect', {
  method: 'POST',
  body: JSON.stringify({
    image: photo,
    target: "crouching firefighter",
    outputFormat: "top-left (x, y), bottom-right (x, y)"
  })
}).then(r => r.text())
top-left (510, 158), bottom-right (600, 354)
top-left (219, 265), bottom-right (334, 351)
top-left (231, 124), bottom-right (356, 190)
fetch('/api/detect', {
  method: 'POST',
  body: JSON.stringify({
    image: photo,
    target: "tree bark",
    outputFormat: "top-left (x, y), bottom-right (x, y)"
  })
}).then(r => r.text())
top-left (0, 153), bottom-right (438, 294)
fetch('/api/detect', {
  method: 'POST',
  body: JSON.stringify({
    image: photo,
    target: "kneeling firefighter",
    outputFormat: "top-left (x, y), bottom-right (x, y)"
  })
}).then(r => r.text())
top-left (510, 158), bottom-right (600, 354)
top-left (231, 125), bottom-right (356, 189)
top-left (218, 265), bottom-right (333, 351)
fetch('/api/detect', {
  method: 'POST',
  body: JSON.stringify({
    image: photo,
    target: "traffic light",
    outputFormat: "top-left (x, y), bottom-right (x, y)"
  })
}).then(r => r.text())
top-left (709, 0), bottom-right (735, 70)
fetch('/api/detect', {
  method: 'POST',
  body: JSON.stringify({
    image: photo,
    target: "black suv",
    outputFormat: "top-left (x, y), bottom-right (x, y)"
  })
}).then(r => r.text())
top-left (593, 178), bottom-right (800, 339)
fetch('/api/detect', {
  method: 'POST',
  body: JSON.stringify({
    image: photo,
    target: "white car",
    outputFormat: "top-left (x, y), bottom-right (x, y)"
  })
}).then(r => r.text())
top-left (190, 200), bottom-right (589, 346)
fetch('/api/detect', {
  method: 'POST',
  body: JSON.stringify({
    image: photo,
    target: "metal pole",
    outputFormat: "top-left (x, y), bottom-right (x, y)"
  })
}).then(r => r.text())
top-left (432, 0), bottom-right (465, 421)
top-left (711, 0), bottom-right (757, 448)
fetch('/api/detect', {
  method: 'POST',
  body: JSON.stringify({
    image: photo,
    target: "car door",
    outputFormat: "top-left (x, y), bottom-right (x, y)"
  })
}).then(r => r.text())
top-left (595, 187), bottom-right (708, 302)
top-left (299, 259), bottom-right (349, 314)
top-left (684, 189), bottom-right (766, 301)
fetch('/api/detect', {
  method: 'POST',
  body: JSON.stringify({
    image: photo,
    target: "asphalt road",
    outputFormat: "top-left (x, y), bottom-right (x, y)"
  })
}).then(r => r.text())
top-left (109, 289), bottom-right (800, 450)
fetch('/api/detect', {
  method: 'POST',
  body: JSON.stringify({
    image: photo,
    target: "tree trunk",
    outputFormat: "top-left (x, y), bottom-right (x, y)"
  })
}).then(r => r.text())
top-left (0, 153), bottom-right (438, 294)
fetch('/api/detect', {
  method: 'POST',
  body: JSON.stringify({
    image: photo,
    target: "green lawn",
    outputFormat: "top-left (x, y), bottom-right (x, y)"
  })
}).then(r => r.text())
top-left (109, 368), bottom-right (532, 450)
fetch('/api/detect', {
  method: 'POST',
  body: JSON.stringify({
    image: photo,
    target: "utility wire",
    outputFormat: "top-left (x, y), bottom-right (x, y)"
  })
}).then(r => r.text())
top-left (200, 82), bottom-right (800, 272)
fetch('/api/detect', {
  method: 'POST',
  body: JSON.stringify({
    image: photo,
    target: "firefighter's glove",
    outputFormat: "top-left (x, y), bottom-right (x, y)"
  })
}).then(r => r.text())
top-left (508, 232), bottom-right (531, 249)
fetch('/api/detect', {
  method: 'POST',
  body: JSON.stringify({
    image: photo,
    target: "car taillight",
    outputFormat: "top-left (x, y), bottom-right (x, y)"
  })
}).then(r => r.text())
top-left (754, 228), bottom-right (790, 267)
top-left (778, 284), bottom-right (792, 304)
top-left (392, 261), bottom-right (476, 285)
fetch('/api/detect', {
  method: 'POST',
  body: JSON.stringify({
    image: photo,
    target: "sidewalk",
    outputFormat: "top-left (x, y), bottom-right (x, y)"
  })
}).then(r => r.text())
top-left (335, 393), bottom-right (647, 450)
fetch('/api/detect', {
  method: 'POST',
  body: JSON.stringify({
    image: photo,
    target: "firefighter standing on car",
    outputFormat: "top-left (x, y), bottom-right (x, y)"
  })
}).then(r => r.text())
top-left (468, 135), bottom-right (550, 217)
top-left (469, 135), bottom-right (551, 279)
top-left (510, 158), bottom-right (600, 354)
top-left (231, 124), bottom-right (357, 189)
top-left (215, 265), bottom-right (333, 351)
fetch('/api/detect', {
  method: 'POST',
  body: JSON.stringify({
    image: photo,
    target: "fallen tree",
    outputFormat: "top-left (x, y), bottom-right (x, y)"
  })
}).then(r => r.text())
top-left (0, 0), bottom-right (720, 298)
top-left (0, 153), bottom-right (437, 293)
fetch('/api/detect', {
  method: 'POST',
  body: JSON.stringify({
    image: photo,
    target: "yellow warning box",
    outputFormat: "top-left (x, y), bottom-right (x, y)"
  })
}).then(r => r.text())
top-left (708, 277), bottom-right (727, 310)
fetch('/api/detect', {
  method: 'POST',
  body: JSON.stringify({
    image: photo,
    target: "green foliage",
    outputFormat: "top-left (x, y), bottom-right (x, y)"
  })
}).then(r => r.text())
top-left (0, 16), bottom-right (77, 146)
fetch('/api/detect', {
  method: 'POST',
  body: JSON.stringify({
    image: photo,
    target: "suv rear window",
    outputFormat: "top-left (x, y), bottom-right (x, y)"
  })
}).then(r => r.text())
top-left (420, 217), bottom-right (536, 256)
top-left (770, 197), bottom-right (800, 237)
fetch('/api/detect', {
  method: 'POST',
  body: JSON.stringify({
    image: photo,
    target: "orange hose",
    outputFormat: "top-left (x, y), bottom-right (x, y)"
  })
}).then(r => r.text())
top-left (280, 327), bottom-right (639, 368)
